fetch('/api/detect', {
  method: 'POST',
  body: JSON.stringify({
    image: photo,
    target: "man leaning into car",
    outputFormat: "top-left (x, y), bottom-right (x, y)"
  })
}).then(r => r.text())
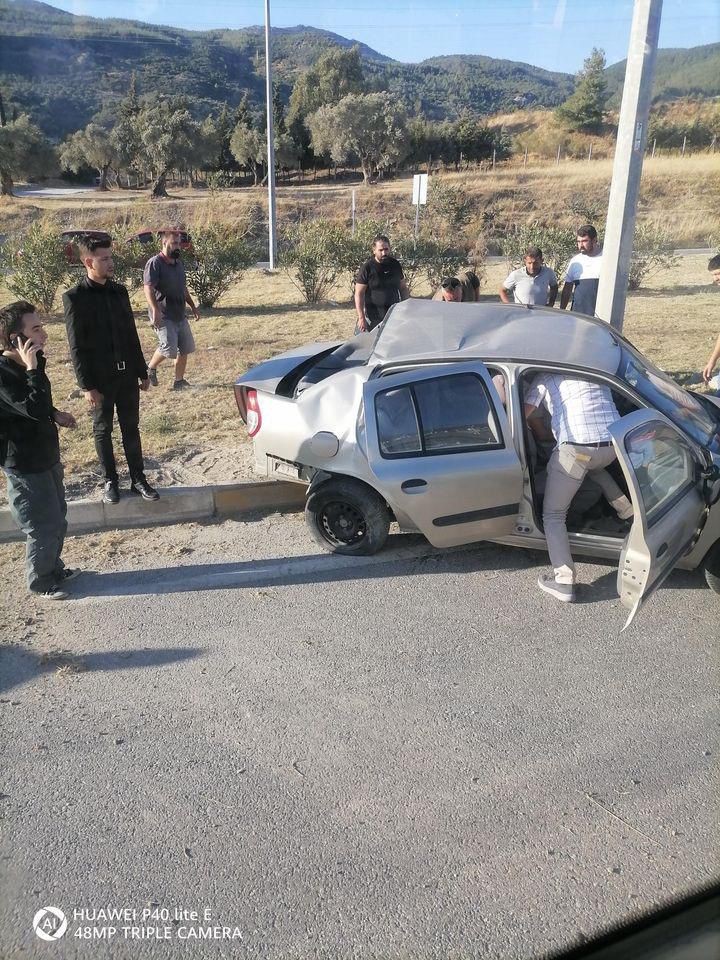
top-left (525, 374), bottom-right (634, 603)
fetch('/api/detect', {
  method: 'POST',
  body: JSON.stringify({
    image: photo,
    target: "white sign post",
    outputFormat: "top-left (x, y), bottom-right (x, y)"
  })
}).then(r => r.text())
top-left (412, 173), bottom-right (428, 240)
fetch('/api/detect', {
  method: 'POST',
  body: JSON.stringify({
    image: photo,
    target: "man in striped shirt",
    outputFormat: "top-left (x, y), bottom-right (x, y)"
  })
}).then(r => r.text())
top-left (525, 374), bottom-right (634, 602)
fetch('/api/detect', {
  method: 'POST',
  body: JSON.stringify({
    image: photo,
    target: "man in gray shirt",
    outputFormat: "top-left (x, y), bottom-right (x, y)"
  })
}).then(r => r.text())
top-left (500, 246), bottom-right (558, 307)
top-left (143, 228), bottom-right (200, 390)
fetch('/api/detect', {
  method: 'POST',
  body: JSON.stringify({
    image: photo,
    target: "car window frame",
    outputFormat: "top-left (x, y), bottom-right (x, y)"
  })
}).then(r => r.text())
top-left (620, 418), bottom-right (700, 529)
top-left (373, 369), bottom-right (505, 461)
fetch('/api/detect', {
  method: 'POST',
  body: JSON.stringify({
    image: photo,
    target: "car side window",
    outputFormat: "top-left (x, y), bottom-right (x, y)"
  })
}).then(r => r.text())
top-left (624, 420), bottom-right (696, 524)
top-left (375, 373), bottom-right (502, 458)
top-left (376, 386), bottom-right (422, 455)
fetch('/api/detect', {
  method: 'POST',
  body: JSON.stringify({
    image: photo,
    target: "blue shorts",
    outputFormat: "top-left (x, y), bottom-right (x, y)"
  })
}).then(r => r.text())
top-left (156, 317), bottom-right (195, 359)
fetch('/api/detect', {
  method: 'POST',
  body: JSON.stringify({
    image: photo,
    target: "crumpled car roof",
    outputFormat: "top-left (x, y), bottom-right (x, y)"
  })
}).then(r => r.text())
top-left (369, 299), bottom-right (623, 375)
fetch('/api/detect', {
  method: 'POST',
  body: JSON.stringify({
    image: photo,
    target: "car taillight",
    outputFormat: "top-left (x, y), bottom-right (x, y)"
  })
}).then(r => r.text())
top-left (246, 389), bottom-right (262, 437)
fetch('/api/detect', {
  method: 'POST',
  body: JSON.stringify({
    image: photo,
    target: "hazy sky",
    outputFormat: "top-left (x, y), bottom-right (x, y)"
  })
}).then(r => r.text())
top-left (43, 0), bottom-right (720, 73)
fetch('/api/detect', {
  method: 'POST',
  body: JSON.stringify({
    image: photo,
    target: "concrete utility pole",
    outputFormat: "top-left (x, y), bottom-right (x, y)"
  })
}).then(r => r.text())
top-left (595, 0), bottom-right (662, 331)
top-left (264, 0), bottom-right (277, 269)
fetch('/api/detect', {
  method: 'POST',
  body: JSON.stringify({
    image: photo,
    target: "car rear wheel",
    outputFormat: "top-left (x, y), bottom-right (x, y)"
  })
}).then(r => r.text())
top-left (703, 540), bottom-right (720, 595)
top-left (305, 479), bottom-right (390, 556)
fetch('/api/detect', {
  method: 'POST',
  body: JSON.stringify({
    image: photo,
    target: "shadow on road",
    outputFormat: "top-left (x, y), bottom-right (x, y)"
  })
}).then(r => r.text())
top-left (0, 644), bottom-right (203, 696)
top-left (57, 532), bottom-right (708, 604)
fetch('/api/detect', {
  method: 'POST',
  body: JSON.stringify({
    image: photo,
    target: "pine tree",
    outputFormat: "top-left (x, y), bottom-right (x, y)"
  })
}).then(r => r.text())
top-left (556, 48), bottom-right (607, 133)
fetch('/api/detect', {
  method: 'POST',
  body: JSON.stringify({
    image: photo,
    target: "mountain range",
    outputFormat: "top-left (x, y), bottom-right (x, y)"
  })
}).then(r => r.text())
top-left (1, 0), bottom-right (718, 141)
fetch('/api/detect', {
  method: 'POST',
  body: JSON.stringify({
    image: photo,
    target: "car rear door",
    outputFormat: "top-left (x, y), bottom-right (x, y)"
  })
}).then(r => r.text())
top-left (362, 363), bottom-right (523, 548)
top-left (607, 409), bottom-right (710, 629)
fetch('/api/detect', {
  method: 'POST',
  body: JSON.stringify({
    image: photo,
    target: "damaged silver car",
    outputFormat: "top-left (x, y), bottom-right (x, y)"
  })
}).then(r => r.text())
top-left (235, 299), bottom-right (720, 626)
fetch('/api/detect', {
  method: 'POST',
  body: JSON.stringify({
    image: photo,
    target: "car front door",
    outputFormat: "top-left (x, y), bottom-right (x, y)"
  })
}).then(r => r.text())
top-left (362, 363), bottom-right (523, 548)
top-left (607, 409), bottom-right (710, 629)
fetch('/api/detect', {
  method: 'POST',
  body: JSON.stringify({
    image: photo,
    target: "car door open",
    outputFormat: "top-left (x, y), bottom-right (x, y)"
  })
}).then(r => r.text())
top-left (362, 362), bottom-right (524, 548)
top-left (608, 409), bottom-right (709, 630)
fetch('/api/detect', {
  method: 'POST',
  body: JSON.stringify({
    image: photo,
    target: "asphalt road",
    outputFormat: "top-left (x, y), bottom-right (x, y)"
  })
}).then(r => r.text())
top-left (1, 512), bottom-right (718, 959)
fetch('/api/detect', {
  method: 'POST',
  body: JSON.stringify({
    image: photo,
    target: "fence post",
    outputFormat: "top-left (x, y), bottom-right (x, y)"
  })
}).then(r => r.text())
top-left (681, 135), bottom-right (687, 157)
top-left (492, 148), bottom-right (496, 170)
top-left (711, 136), bottom-right (716, 154)
top-left (351, 189), bottom-right (356, 238)
top-left (651, 138), bottom-right (656, 158)
top-left (587, 143), bottom-right (593, 162)
top-left (523, 147), bottom-right (528, 168)
top-left (555, 144), bottom-right (561, 165)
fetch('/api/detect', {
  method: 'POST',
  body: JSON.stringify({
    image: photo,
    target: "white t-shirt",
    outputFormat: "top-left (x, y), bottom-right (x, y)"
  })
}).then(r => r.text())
top-left (564, 251), bottom-right (602, 316)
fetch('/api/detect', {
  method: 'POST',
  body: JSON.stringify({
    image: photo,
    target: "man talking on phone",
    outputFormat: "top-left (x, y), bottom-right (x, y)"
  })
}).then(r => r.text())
top-left (0, 301), bottom-right (79, 600)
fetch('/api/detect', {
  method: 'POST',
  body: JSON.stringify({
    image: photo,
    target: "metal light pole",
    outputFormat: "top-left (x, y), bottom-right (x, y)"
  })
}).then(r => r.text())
top-left (595, 0), bottom-right (663, 331)
top-left (264, 0), bottom-right (277, 269)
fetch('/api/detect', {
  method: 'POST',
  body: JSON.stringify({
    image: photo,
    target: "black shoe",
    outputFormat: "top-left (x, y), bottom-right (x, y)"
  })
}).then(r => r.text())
top-left (130, 479), bottom-right (160, 501)
top-left (102, 481), bottom-right (120, 504)
top-left (171, 379), bottom-right (191, 390)
top-left (33, 584), bottom-right (69, 601)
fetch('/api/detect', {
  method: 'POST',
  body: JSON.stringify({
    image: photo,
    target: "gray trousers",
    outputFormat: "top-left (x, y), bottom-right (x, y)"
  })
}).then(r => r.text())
top-left (543, 444), bottom-right (633, 584)
top-left (4, 463), bottom-right (67, 592)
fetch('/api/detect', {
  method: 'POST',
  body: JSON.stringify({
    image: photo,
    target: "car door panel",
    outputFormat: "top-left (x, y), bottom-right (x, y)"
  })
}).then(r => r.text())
top-left (607, 409), bottom-right (707, 629)
top-left (363, 363), bottom-right (524, 548)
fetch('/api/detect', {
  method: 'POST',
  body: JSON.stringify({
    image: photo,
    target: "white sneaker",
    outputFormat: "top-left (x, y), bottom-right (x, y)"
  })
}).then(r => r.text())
top-left (538, 574), bottom-right (574, 603)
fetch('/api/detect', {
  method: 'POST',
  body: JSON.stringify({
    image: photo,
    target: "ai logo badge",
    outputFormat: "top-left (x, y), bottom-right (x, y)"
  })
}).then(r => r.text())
top-left (33, 906), bottom-right (68, 941)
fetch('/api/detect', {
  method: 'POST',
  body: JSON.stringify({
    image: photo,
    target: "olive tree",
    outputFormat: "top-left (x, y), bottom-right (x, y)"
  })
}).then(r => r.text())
top-left (0, 115), bottom-right (56, 196)
top-left (135, 101), bottom-right (198, 198)
top-left (230, 124), bottom-right (265, 185)
top-left (59, 122), bottom-right (117, 190)
top-left (307, 93), bottom-right (407, 184)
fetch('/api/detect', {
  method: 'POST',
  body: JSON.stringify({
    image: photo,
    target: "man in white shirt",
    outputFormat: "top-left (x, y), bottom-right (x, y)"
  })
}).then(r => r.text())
top-left (560, 225), bottom-right (602, 317)
top-left (500, 246), bottom-right (558, 306)
top-left (524, 373), bottom-right (634, 602)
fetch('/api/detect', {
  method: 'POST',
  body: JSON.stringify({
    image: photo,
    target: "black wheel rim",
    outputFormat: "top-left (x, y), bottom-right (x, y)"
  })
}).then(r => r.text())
top-left (318, 499), bottom-right (367, 546)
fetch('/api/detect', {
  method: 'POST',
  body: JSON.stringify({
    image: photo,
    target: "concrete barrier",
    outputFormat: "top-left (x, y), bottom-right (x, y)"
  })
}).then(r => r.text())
top-left (0, 480), bottom-right (306, 544)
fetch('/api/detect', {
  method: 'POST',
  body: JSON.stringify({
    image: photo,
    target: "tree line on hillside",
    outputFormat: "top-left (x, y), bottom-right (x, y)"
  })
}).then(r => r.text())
top-left (1, 46), bottom-right (719, 198)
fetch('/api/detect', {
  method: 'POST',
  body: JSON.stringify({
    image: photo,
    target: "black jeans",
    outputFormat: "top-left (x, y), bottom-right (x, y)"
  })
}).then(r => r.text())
top-left (91, 376), bottom-right (145, 484)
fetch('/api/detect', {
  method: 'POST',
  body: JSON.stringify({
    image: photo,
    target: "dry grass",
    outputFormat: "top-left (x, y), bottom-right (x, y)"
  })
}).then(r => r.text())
top-left (0, 254), bottom-right (717, 505)
top-left (2, 152), bottom-right (718, 248)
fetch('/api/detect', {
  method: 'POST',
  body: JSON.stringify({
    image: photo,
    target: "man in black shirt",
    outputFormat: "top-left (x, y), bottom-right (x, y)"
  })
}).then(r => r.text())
top-left (63, 237), bottom-right (158, 504)
top-left (354, 235), bottom-right (410, 332)
top-left (0, 301), bottom-right (79, 600)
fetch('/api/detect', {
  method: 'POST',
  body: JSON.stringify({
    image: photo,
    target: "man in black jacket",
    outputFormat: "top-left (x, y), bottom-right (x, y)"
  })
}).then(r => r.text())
top-left (0, 301), bottom-right (79, 600)
top-left (63, 237), bottom-right (158, 504)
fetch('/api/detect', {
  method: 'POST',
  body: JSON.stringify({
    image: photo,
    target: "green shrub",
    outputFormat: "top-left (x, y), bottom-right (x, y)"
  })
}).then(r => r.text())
top-left (1, 223), bottom-right (71, 313)
top-left (423, 179), bottom-right (474, 240)
top-left (110, 232), bottom-right (145, 291)
top-left (182, 226), bottom-right (255, 308)
top-left (280, 219), bottom-right (347, 303)
top-left (392, 234), bottom-right (468, 293)
top-left (628, 223), bottom-right (679, 291)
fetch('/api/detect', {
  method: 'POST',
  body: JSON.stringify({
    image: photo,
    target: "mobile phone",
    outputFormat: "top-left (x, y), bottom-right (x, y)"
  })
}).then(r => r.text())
top-left (12, 332), bottom-right (29, 346)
